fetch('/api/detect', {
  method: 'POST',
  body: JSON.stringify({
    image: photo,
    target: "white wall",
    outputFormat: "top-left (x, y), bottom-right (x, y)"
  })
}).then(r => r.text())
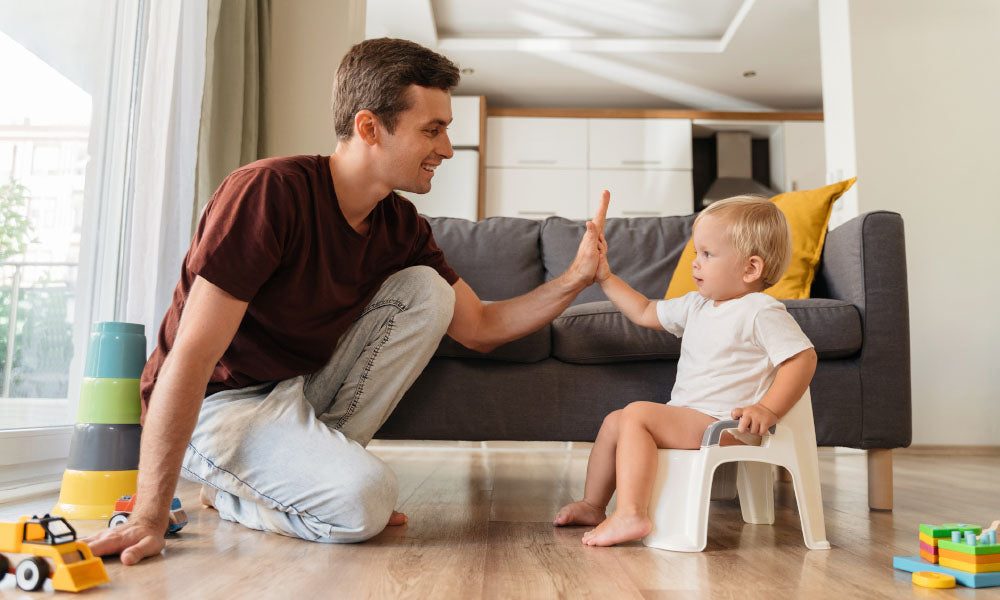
top-left (263, 0), bottom-right (366, 157)
top-left (821, 0), bottom-right (1000, 445)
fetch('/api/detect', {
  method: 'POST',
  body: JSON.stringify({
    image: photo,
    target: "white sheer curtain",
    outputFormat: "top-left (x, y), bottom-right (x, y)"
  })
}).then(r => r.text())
top-left (122, 0), bottom-right (207, 354)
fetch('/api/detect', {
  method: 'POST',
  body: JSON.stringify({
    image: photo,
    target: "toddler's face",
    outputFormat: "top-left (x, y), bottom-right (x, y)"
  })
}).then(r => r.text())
top-left (691, 215), bottom-right (759, 304)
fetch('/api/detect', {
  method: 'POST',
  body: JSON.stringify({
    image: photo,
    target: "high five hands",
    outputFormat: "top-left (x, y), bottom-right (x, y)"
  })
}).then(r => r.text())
top-left (569, 190), bottom-right (611, 288)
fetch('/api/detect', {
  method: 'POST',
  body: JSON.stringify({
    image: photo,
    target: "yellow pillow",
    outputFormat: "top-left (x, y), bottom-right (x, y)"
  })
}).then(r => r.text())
top-left (664, 178), bottom-right (856, 300)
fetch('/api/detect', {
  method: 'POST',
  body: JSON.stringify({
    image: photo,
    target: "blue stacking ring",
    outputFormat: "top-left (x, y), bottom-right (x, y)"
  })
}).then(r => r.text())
top-left (83, 322), bottom-right (147, 379)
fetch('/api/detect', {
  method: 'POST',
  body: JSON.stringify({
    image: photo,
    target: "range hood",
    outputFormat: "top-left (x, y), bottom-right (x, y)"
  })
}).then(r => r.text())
top-left (702, 131), bottom-right (774, 207)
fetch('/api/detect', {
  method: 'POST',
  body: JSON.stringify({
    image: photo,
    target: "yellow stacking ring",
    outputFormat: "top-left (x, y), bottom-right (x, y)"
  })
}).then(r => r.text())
top-left (912, 571), bottom-right (956, 589)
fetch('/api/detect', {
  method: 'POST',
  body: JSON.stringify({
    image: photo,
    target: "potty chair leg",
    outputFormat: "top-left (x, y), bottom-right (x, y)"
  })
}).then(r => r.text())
top-left (736, 461), bottom-right (775, 525)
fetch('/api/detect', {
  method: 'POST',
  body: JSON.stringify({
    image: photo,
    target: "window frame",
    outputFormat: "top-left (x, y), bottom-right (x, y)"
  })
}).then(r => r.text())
top-left (0, 0), bottom-right (148, 490)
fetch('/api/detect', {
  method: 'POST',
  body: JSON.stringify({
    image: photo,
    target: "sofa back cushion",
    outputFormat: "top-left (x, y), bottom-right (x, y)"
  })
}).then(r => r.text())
top-left (541, 215), bottom-right (695, 305)
top-left (426, 216), bottom-right (545, 299)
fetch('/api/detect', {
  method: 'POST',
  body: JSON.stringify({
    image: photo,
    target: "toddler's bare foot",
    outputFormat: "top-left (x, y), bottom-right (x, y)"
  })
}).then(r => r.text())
top-left (553, 500), bottom-right (606, 527)
top-left (581, 510), bottom-right (651, 546)
top-left (200, 485), bottom-right (217, 509)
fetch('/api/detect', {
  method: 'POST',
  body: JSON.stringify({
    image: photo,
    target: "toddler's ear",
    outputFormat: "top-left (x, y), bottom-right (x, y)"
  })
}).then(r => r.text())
top-left (743, 256), bottom-right (764, 284)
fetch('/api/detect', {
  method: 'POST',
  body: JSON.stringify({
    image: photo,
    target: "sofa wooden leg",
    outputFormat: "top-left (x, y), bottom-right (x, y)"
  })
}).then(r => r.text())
top-left (867, 449), bottom-right (893, 511)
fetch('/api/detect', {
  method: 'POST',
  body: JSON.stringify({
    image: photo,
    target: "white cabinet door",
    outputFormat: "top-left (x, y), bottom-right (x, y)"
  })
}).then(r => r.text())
top-left (486, 118), bottom-right (588, 168)
top-left (588, 170), bottom-right (694, 218)
top-left (449, 96), bottom-right (481, 148)
top-left (588, 118), bottom-right (692, 170)
top-left (412, 149), bottom-right (478, 221)
top-left (486, 168), bottom-right (588, 219)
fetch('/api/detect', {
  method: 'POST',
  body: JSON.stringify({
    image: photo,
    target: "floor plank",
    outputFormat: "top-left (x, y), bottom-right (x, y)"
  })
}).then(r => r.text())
top-left (1, 447), bottom-right (998, 599)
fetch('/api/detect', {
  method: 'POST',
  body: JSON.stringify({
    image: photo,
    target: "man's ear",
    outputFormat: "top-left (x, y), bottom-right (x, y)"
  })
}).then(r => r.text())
top-left (744, 256), bottom-right (764, 284)
top-left (354, 110), bottom-right (378, 146)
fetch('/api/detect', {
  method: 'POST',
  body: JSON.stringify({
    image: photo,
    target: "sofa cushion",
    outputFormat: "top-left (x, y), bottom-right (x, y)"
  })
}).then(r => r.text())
top-left (540, 215), bottom-right (694, 306)
top-left (426, 216), bottom-right (544, 300)
top-left (552, 299), bottom-right (861, 364)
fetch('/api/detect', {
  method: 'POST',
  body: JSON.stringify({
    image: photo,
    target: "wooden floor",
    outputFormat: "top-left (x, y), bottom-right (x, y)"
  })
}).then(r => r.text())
top-left (1, 444), bottom-right (998, 599)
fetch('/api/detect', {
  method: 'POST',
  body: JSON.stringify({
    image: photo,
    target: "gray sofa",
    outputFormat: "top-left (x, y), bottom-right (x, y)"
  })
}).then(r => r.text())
top-left (376, 211), bottom-right (911, 510)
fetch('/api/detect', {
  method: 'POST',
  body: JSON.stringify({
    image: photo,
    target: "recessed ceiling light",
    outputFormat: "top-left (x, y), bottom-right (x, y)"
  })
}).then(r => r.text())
top-left (461, 67), bottom-right (475, 75)
top-left (743, 70), bottom-right (757, 78)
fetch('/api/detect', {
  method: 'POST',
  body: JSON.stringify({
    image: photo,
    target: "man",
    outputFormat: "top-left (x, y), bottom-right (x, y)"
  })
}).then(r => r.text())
top-left (86, 38), bottom-right (609, 565)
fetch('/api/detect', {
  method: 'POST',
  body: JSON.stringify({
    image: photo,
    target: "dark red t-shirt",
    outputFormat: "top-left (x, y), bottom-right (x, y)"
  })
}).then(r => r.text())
top-left (139, 155), bottom-right (459, 418)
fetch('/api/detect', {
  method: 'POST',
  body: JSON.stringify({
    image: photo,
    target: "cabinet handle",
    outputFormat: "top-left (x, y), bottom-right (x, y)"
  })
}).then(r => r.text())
top-left (517, 159), bottom-right (558, 165)
top-left (622, 210), bottom-right (661, 216)
top-left (517, 210), bottom-right (556, 216)
top-left (621, 160), bottom-right (662, 165)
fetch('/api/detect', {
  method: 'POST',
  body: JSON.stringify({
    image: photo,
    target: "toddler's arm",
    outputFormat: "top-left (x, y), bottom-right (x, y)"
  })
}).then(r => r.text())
top-left (732, 347), bottom-right (817, 435)
top-left (599, 274), bottom-right (664, 330)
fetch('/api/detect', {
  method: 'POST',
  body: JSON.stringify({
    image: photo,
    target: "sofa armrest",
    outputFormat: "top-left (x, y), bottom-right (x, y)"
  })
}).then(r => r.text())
top-left (816, 211), bottom-right (911, 448)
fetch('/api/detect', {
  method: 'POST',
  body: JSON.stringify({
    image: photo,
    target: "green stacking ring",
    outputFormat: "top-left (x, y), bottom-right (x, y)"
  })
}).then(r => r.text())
top-left (77, 378), bottom-right (141, 424)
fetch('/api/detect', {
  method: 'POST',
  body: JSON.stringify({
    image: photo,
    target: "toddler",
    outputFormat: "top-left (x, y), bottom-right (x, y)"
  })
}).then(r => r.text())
top-left (553, 195), bottom-right (817, 546)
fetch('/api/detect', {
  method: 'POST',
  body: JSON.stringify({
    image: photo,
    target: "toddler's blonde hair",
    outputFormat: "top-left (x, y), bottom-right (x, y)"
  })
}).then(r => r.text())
top-left (694, 195), bottom-right (792, 288)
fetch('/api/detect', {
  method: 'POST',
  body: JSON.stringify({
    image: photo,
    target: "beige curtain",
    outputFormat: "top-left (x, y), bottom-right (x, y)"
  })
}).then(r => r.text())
top-left (194, 0), bottom-right (270, 227)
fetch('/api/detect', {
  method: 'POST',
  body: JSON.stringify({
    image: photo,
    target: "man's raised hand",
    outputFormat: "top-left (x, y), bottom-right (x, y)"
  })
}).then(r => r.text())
top-left (567, 190), bottom-right (612, 288)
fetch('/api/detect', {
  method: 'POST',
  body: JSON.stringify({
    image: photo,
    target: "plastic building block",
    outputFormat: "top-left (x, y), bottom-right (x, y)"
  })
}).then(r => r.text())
top-left (938, 539), bottom-right (1000, 556)
top-left (939, 548), bottom-right (1000, 564)
top-left (919, 549), bottom-right (937, 563)
top-left (912, 571), bottom-right (955, 589)
top-left (939, 557), bottom-right (1000, 573)
top-left (920, 523), bottom-right (981, 538)
top-left (894, 555), bottom-right (1000, 588)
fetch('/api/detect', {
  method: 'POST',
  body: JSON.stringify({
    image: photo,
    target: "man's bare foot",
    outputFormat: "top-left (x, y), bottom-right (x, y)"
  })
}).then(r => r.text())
top-left (387, 510), bottom-right (407, 526)
top-left (200, 485), bottom-right (217, 509)
top-left (581, 510), bottom-right (651, 546)
top-left (553, 500), bottom-right (606, 527)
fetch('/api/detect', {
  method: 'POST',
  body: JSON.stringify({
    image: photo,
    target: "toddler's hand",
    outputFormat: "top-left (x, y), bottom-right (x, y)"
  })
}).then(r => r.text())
top-left (731, 403), bottom-right (778, 436)
top-left (596, 234), bottom-right (611, 283)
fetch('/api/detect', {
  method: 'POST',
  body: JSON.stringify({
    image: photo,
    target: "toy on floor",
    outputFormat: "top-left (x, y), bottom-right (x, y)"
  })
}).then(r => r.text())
top-left (0, 514), bottom-right (110, 592)
top-left (106, 494), bottom-right (188, 534)
top-left (894, 521), bottom-right (1000, 589)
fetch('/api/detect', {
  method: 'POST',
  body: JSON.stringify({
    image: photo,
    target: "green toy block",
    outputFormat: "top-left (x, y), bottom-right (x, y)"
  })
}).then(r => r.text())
top-left (938, 540), bottom-right (1000, 555)
top-left (920, 523), bottom-right (982, 538)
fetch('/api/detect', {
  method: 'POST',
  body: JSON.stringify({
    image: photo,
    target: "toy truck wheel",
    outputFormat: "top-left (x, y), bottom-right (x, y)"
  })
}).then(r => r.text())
top-left (0, 554), bottom-right (8, 582)
top-left (15, 557), bottom-right (50, 591)
top-left (108, 513), bottom-right (129, 528)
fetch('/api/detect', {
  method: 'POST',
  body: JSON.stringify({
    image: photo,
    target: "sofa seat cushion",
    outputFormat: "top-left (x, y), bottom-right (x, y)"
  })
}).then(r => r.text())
top-left (552, 299), bottom-right (862, 364)
top-left (434, 324), bottom-right (551, 364)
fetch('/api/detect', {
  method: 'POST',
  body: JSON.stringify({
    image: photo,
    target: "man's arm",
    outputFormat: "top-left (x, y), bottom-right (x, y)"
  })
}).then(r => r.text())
top-left (84, 276), bottom-right (248, 565)
top-left (447, 192), bottom-right (610, 353)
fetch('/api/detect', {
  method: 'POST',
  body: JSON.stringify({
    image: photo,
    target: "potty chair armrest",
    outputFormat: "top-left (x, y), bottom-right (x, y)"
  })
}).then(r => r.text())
top-left (701, 420), bottom-right (776, 447)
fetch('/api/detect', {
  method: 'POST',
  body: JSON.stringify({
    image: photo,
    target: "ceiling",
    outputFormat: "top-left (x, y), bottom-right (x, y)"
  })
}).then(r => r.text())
top-left (365, 0), bottom-right (824, 111)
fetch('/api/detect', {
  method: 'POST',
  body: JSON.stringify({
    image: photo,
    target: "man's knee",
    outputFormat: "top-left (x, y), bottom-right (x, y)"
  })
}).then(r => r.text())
top-left (324, 459), bottom-right (398, 542)
top-left (402, 265), bottom-right (454, 333)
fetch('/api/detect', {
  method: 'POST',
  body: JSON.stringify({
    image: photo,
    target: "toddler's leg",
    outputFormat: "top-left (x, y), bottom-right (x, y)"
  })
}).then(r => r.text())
top-left (582, 402), bottom-right (716, 546)
top-left (554, 410), bottom-right (622, 526)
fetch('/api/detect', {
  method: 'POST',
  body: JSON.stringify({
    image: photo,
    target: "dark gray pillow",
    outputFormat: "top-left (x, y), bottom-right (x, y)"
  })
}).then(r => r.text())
top-left (540, 215), bottom-right (695, 305)
top-left (425, 216), bottom-right (544, 300)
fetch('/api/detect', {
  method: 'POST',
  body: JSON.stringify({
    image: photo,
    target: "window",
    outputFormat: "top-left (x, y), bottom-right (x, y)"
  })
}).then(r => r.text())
top-left (0, 1), bottom-right (143, 441)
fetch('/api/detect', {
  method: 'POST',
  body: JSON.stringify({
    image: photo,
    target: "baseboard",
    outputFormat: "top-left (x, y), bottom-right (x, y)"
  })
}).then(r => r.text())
top-left (895, 445), bottom-right (1000, 456)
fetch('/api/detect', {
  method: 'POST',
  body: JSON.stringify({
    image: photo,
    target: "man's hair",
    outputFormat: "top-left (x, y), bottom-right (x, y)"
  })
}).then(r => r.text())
top-left (332, 38), bottom-right (460, 141)
top-left (694, 195), bottom-right (793, 288)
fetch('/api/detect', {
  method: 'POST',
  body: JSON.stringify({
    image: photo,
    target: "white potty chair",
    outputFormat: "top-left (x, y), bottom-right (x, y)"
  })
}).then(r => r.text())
top-left (643, 390), bottom-right (831, 552)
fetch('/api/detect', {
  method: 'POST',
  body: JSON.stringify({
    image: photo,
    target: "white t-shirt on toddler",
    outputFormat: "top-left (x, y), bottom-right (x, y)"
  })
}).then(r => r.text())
top-left (655, 291), bottom-right (814, 420)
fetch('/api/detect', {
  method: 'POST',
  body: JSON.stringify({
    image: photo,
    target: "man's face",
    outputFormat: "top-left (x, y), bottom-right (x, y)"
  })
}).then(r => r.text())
top-left (375, 85), bottom-right (454, 195)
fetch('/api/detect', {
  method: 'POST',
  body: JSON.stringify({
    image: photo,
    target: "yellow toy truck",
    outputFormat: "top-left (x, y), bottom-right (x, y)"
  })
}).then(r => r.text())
top-left (0, 514), bottom-right (109, 592)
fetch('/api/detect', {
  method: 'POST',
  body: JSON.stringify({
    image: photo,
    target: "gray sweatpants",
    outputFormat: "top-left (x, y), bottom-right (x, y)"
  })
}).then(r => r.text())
top-left (180, 266), bottom-right (455, 542)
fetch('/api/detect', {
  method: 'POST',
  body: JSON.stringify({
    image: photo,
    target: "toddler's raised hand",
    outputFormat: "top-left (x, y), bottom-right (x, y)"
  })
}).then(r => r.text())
top-left (731, 403), bottom-right (778, 436)
top-left (596, 234), bottom-right (611, 283)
